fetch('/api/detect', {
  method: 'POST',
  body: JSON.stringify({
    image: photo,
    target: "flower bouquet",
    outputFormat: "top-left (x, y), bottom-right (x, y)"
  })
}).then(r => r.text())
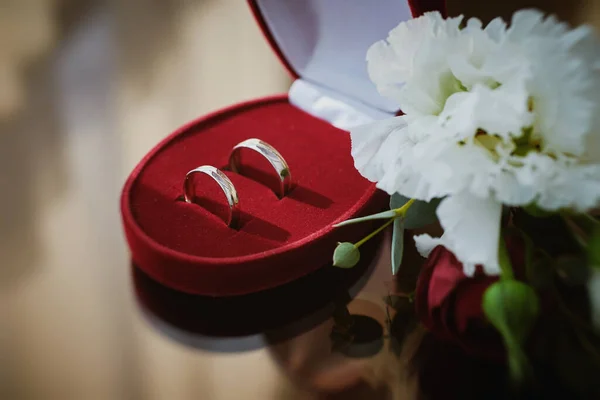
top-left (332, 9), bottom-right (600, 394)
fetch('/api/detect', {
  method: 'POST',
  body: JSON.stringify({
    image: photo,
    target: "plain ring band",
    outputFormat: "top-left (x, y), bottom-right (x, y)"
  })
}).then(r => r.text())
top-left (183, 165), bottom-right (240, 228)
top-left (229, 138), bottom-right (292, 198)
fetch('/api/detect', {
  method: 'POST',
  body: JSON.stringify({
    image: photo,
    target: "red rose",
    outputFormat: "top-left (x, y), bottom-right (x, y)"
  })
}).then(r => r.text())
top-left (414, 236), bottom-right (526, 361)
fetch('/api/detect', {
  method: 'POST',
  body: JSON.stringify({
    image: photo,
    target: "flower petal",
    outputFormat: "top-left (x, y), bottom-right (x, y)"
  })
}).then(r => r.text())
top-left (351, 115), bottom-right (454, 199)
top-left (439, 83), bottom-right (533, 141)
top-left (503, 9), bottom-right (600, 158)
top-left (350, 116), bottom-right (409, 188)
top-left (406, 134), bottom-right (498, 200)
top-left (414, 234), bottom-right (478, 277)
top-left (427, 248), bottom-right (470, 310)
top-left (489, 169), bottom-right (537, 206)
top-left (366, 41), bottom-right (406, 102)
top-left (436, 193), bottom-right (503, 275)
top-left (506, 9), bottom-right (567, 41)
top-left (367, 12), bottom-right (464, 112)
top-left (414, 234), bottom-right (444, 258)
top-left (483, 17), bottom-right (507, 42)
top-left (366, 12), bottom-right (449, 102)
top-left (447, 17), bottom-right (507, 89)
top-left (509, 152), bottom-right (600, 211)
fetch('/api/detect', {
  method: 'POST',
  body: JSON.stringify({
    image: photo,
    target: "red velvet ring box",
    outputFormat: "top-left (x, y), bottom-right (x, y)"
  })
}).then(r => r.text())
top-left (120, 0), bottom-right (446, 296)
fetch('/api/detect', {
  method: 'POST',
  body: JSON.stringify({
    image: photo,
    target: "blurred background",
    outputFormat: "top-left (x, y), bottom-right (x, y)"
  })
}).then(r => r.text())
top-left (0, 1), bottom-right (290, 399)
top-left (1, 0), bottom-right (600, 399)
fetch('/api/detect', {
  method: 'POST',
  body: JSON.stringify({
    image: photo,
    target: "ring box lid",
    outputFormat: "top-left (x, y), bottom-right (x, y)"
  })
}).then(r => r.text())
top-left (249, 0), bottom-right (447, 121)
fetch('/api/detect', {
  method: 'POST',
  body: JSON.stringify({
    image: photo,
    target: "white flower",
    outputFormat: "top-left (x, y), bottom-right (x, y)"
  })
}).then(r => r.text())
top-left (352, 10), bottom-right (600, 275)
top-left (366, 12), bottom-right (464, 116)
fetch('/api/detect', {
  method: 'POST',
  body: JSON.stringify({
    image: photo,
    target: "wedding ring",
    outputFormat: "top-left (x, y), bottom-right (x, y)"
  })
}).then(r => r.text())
top-left (183, 165), bottom-right (240, 228)
top-left (229, 138), bottom-right (292, 198)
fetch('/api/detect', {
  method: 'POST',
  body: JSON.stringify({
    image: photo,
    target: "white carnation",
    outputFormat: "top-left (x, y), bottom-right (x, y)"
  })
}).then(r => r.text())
top-left (352, 10), bottom-right (600, 275)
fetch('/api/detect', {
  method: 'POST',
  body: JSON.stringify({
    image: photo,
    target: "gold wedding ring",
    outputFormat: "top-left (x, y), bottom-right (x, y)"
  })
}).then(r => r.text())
top-left (183, 165), bottom-right (240, 228)
top-left (229, 138), bottom-right (292, 198)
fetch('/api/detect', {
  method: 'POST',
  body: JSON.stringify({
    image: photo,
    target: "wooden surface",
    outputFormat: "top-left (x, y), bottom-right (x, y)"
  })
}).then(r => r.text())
top-left (2, 1), bottom-right (600, 399)
top-left (0, 1), bottom-right (291, 399)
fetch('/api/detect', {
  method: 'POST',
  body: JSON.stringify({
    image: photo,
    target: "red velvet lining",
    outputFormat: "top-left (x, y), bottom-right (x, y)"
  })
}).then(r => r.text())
top-left (130, 96), bottom-right (373, 257)
top-left (121, 95), bottom-right (387, 295)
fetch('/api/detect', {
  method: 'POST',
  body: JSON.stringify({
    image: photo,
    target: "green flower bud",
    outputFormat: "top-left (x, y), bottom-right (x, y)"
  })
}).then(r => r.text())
top-left (332, 242), bottom-right (360, 268)
top-left (483, 280), bottom-right (539, 382)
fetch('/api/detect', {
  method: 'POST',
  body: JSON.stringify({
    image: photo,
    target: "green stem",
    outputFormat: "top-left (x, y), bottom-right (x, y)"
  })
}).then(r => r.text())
top-left (507, 344), bottom-right (531, 383)
top-left (393, 198), bottom-right (416, 217)
top-left (498, 235), bottom-right (514, 280)
top-left (561, 214), bottom-right (594, 248)
top-left (354, 199), bottom-right (416, 249)
top-left (516, 229), bottom-right (536, 283)
top-left (550, 290), bottom-right (600, 365)
top-left (583, 212), bottom-right (600, 225)
top-left (562, 210), bottom-right (600, 226)
top-left (355, 217), bottom-right (395, 248)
